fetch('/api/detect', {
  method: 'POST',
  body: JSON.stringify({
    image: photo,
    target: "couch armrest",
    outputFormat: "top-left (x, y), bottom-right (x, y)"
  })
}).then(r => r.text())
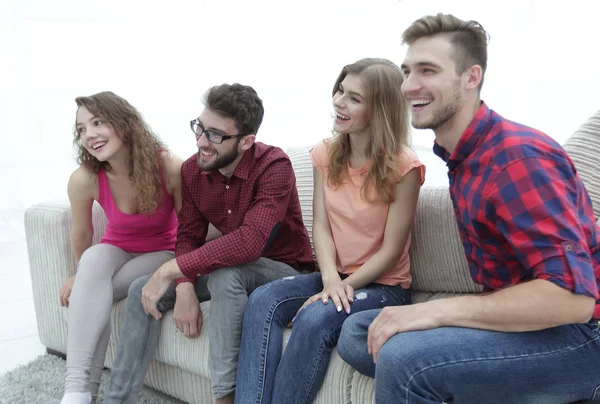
top-left (24, 200), bottom-right (107, 353)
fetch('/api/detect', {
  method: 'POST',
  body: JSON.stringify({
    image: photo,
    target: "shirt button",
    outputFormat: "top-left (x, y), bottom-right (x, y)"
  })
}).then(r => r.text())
top-left (225, 185), bottom-right (229, 189)
top-left (469, 261), bottom-right (476, 268)
top-left (227, 209), bottom-right (232, 214)
top-left (565, 244), bottom-right (573, 251)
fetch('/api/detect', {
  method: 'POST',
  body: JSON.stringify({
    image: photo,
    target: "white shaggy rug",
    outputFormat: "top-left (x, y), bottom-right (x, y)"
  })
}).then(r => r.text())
top-left (0, 354), bottom-right (181, 404)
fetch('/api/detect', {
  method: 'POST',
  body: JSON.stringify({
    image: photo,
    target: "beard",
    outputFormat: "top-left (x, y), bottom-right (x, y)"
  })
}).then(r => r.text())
top-left (196, 139), bottom-right (241, 171)
top-left (412, 81), bottom-right (463, 130)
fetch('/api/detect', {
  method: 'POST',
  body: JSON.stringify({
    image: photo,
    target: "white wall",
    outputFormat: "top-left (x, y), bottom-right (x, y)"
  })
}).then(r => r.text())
top-left (1, 0), bottom-right (599, 240)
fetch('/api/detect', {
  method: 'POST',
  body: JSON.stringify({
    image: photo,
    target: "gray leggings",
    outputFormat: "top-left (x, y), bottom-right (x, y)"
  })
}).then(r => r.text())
top-left (64, 243), bottom-right (174, 398)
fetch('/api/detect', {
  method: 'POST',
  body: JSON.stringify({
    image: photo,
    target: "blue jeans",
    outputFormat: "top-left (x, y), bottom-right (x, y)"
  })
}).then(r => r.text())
top-left (235, 272), bottom-right (412, 404)
top-left (338, 309), bottom-right (600, 404)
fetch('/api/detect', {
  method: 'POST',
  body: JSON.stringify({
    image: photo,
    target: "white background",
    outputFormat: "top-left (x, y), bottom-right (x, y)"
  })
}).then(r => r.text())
top-left (1, 0), bottom-right (600, 241)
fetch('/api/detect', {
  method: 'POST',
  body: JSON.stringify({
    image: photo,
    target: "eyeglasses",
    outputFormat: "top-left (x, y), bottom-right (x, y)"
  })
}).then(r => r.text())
top-left (190, 119), bottom-right (247, 144)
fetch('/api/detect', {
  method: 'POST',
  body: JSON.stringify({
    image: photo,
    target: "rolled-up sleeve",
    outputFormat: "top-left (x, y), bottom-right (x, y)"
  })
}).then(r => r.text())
top-left (485, 156), bottom-right (599, 299)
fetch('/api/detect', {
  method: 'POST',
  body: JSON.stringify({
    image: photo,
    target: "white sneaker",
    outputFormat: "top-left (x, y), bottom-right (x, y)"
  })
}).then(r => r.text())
top-left (60, 392), bottom-right (92, 404)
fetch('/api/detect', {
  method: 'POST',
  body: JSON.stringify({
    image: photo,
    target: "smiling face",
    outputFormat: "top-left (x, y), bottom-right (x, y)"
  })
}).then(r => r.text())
top-left (332, 73), bottom-right (370, 136)
top-left (76, 106), bottom-right (125, 162)
top-left (401, 35), bottom-right (467, 131)
top-left (194, 108), bottom-right (245, 173)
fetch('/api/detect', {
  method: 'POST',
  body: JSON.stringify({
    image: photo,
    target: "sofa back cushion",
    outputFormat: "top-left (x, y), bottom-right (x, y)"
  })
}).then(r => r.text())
top-left (409, 186), bottom-right (483, 293)
top-left (287, 146), bottom-right (316, 256)
top-left (563, 109), bottom-right (600, 220)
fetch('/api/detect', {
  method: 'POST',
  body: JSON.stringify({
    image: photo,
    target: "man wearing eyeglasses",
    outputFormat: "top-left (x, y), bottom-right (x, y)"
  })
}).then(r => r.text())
top-left (103, 83), bottom-right (314, 404)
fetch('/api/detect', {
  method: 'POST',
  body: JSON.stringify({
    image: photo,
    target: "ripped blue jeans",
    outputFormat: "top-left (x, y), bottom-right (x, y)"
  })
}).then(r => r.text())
top-left (235, 271), bottom-right (411, 404)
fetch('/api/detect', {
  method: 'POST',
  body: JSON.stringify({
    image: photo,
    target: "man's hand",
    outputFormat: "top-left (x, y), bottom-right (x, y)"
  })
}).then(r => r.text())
top-left (368, 302), bottom-right (442, 362)
top-left (142, 259), bottom-right (183, 320)
top-left (173, 283), bottom-right (202, 338)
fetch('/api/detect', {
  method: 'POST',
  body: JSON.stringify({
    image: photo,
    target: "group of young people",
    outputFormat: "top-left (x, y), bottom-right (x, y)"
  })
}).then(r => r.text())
top-left (59, 13), bottom-right (600, 404)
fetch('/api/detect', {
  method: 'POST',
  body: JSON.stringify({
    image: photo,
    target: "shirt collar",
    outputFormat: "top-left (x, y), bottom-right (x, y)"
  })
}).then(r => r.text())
top-left (433, 101), bottom-right (490, 170)
top-left (231, 144), bottom-right (253, 180)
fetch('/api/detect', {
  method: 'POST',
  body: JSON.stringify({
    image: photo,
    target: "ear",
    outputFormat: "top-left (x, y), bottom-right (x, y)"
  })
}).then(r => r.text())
top-left (239, 134), bottom-right (256, 151)
top-left (464, 64), bottom-right (483, 91)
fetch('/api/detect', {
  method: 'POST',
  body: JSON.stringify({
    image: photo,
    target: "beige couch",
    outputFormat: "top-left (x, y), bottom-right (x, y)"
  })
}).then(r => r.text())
top-left (25, 109), bottom-right (600, 403)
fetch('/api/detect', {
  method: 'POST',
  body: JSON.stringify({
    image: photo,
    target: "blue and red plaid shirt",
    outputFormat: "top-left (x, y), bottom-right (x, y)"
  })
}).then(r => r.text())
top-left (434, 102), bottom-right (600, 317)
top-left (174, 142), bottom-right (314, 286)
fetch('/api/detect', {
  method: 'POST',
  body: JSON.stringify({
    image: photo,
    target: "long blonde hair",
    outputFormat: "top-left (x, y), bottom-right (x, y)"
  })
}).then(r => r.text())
top-left (328, 58), bottom-right (410, 204)
top-left (74, 91), bottom-right (166, 214)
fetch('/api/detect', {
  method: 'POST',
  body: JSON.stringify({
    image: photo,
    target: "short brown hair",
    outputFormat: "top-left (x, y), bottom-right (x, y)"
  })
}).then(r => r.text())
top-left (402, 13), bottom-right (489, 90)
top-left (204, 83), bottom-right (264, 135)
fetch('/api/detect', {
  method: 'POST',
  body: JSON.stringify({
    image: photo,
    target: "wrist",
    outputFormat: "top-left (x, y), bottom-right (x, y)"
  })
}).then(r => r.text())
top-left (175, 282), bottom-right (195, 294)
top-left (321, 271), bottom-right (342, 287)
top-left (163, 259), bottom-right (183, 280)
top-left (433, 296), bottom-right (466, 328)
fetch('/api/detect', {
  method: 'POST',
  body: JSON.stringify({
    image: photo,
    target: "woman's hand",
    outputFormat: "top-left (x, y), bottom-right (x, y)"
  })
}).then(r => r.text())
top-left (320, 279), bottom-right (354, 314)
top-left (59, 275), bottom-right (76, 307)
top-left (294, 279), bottom-right (355, 325)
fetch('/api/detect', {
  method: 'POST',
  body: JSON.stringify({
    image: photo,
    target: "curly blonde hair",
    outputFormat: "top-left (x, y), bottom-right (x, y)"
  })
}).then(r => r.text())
top-left (73, 91), bottom-right (167, 214)
top-left (328, 58), bottom-right (410, 204)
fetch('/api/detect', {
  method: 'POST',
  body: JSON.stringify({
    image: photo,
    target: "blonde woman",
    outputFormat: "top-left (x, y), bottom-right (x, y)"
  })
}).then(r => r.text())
top-left (59, 92), bottom-right (182, 404)
top-left (235, 58), bottom-right (425, 404)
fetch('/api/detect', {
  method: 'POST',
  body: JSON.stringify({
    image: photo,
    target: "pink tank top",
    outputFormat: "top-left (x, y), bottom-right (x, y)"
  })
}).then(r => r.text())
top-left (97, 170), bottom-right (177, 253)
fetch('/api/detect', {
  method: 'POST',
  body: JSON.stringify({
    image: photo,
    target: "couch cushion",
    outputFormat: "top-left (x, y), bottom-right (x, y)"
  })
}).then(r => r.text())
top-left (412, 290), bottom-right (474, 304)
top-left (206, 223), bottom-right (222, 241)
top-left (153, 301), bottom-right (213, 377)
top-left (287, 145), bottom-right (316, 256)
top-left (563, 109), bottom-right (600, 220)
top-left (106, 299), bottom-right (213, 379)
top-left (409, 186), bottom-right (483, 294)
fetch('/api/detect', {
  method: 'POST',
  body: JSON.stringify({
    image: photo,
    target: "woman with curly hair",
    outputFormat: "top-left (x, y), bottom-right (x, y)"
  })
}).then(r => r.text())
top-left (59, 91), bottom-right (183, 404)
top-left (235, 58), bottom-right (425, 403)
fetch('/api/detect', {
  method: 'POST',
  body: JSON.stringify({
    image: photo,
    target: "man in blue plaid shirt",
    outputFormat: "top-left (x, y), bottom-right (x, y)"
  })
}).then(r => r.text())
top-left (338, 13), bottom-right (600, 404)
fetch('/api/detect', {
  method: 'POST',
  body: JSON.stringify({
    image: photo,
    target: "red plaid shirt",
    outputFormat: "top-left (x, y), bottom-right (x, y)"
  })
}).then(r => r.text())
top-left (434, 102), bottom-right (600, 316)
top-left (174, 142), bottom-right (314, 286)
